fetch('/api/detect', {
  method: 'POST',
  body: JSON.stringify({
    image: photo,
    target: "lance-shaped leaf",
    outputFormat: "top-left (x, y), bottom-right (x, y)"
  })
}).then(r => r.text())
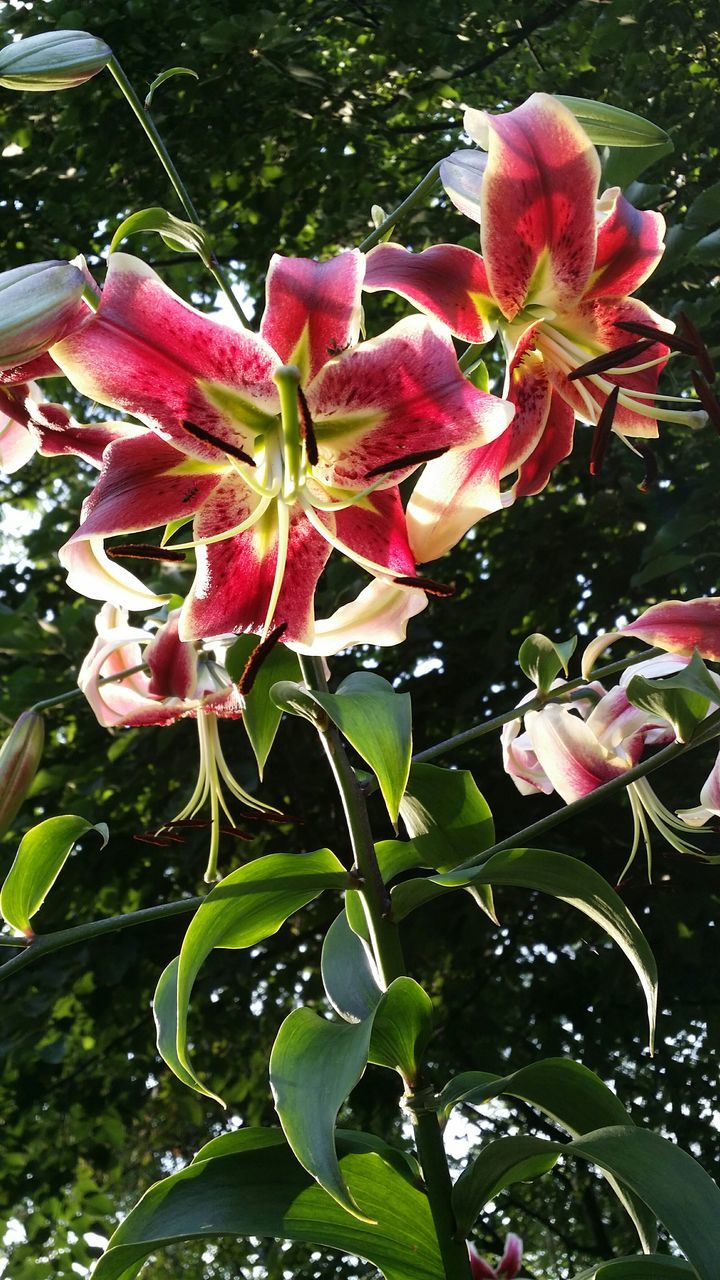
top-left (321, 906), bottom-right (382, 1023)
top-left (0, 814), bottom-right (108, 936)
top-left (554, 96), bottom-right (671, 148)
top-left (109, 207), bottom-right (213, 266)
top-left (602, 140), bottom-right (675, 189)
top-left (518, 632), bottom-right (576, 696)
top-left (454, 1125), bottom-right (720, 1280)
top-left (571, 1258), bottom-right (694, 1279)
top-left (144, 65), bottom-right (198, 110)
top-left (270, 976), bottom-right (433, 1212)
top-left (438, 1057), bottom-right (656, 1251)
top-left (391, 848), bottom-right (657, 1049)
top-left (154, 849), bottom-right (349, 1102)
top-left (626, 649), bottom-right (720, 743)
top-left (226, 633), bottom-right (301, 777)
top-left (92, 1127), bottom-right (444, 1280)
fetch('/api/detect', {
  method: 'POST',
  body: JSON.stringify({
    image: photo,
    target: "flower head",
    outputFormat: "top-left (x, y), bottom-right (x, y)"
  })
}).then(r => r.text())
top-left (469, 1234), bottom-right (523, 1279)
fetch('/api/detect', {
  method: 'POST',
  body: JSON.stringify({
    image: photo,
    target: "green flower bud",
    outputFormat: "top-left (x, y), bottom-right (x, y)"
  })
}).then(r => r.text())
top-left (0, 710), bottom-right (44, 838)
top-left (0, 260), bottom-right (87, 368)
top-left (0, 30), bottom-right (111, 92)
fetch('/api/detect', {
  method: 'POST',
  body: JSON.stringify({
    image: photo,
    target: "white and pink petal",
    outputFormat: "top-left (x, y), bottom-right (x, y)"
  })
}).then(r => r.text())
top-left (261, 250), bottom-right (364, 385)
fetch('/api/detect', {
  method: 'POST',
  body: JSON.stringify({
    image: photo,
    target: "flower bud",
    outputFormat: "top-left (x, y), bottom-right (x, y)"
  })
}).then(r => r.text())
top-left (0, 710), bottom-right (44, 838)
top-left (0, 261), bottom-right (87, 369)
top-left (0, 30), bottom-right (111, 92)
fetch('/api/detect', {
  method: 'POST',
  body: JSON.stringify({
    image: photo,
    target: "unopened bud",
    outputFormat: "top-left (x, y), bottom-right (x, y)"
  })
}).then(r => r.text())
top-left (0, 261), bottom-right (87, 368)
top-left (371, 204), bottom-right (386, 228)
top-left (0, 710), bottom-right (44, 838)
top-left (0, 30), bottom-right (111, 92)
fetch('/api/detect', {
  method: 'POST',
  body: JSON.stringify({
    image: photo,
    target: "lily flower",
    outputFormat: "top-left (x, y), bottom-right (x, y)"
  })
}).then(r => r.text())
top-left (677, 751), bottom-right (720, 830)
top-left (45, 249), bottom-right (512, 645)
top-left (79, 603), bottom-right (279, 881)
top-left (469, 1233), bottom-right (523, 1279)
top-left (502, 655), bottom-right (711, 877)
top-left (0, 381), bottom-right (41, 472)
top-left (582, 596), bottom-right (720, 676)
top-left (364, 93), bottom-right (706, 562)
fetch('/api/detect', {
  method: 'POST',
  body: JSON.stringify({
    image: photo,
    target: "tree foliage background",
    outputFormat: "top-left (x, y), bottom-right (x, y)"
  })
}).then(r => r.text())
top-left (0, 1), bottom-right (718, 1277)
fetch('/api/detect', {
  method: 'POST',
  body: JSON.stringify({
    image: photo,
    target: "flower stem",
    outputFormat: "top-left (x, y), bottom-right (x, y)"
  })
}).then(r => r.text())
top-left (30, 662), bottom-right (150, 713)
top-left (107, 56), bottom-right (251, 329)
top-left (297, 653), bottom-right (471, 1280)
top-left (358, 161), bottom-right (442, 253)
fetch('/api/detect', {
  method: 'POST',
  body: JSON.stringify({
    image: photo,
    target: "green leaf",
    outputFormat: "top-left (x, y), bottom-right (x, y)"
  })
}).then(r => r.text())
top-left (160, 850), bottom-right (349, 1102)
top-left (438, 1057), bottom-right (656, 1250)
top-left (0, 814), bottom-right (108, 935)
top-left (312, 672), bottom-right (412, 824)
top-left (556, 96), bottom-right (671, 147)
top-left (399, 763), bottom-right (494, 871)
top-left (374, 838), bottom-right (425, 881)
top-left (392, 848), bottom-right (658, 1049)
top-left (626, 649), bottom-right (720, 743)
top-left (152, 958), bottom-right (201, 1094)
top-left (225, 634), bottom-right (301, 777)
top-left (321, 907), bottom-right (381, 1023)
top-left (690, 228), bottom-right (720, 265)
top-left (93, 1127), bottom-right (444, 1280)
top-left (109, 206), bottom-right (212, 265)
top-left (270, 678), bottom-right (330, 726)
top-left (518, 632), bottom-right (577, 695)
top-left (572, 1258), bottom-right (694, 1280)
top-left (143, 66), bottom-right (199, 111)
top-left (453, 1134), bottom-right (559, 1232)
top-left (602, 140), bottom-right (674, 189)
top-left (369, 977), bottom-right (433, 1083)
top-left (270, 1007), bottom-right (376, 1217)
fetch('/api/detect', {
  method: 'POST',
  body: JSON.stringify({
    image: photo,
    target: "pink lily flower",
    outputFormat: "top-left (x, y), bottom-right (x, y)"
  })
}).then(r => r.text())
top-left (677, 750), bottom-right (720, 829)
top-left (364, 94), bottom-right (705, 562)
top-left (468, 1233), bottom-right (523, 1279)
top-left (503, 655), bottom-right (710, 875)
top-left (582, 596), bottom-right (720, 677)
top-left (44, 249), bottom-right (512, 645)
top-left (0, 381), bottom-right (42, 472)
top-left (80, 604), bottom-right (279, 880)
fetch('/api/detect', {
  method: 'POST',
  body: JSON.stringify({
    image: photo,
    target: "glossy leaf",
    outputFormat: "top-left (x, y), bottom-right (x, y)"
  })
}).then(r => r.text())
top-left (321, 907), bottom-right (381, 1023)
top-left (270, 1007), bottom-right (375, 1216)
top-left (555, 96), bottom-right (671, 147)
top-left (572, 1259), bottom-right (694, 1280)
top-left (626, 649), bottom-right (720, 743)
top-left (399, 763), bottom-right (494, 870)
top-left (602, 140), bottom-right (674, 189)
top-left (225, 633), bottom-right (301, 777)
top-left (0, 814), bottom-right (108, 936)
top-left (109, 206), bottom-right (212, 264)
top-left (160, 850), bottom-right (349, 1101)
top-left (93, 1127), bottom-right (444, 1280)
top-left (518, 632), bottom-right (577, 696)
top-left (392, 848), bottom-right (658, 1049)
top-left (368, 976), bottom-right (433, 1083)
top-left (454, 1134), bottom-right (559, 1232)
top-left (152, 958), bottom-right (199, 1094)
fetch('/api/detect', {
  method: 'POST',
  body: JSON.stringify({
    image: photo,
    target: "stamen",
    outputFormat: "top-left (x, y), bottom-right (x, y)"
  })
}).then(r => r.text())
top-left (677, 312), bottom-right (715, 382)
top-left (589, 384), bottom-right (620, 477)
top-left (297, 386), bottom-right (319, 467)
top-left (393, 574), bottom-right (456, 597)
top-left (568, 339), bottom-right (653, 381)
top-left (238, 622), bottom-right (288, 695)
top-left (365, 446), bottom-right (450, 478)
top-left (181, 418), bottom-right (255, 466)
top-left (613, 319), bottom-right (694, 357)
top-left (134, 831), bottom-right (186, 846)
top-left (106, 543), bottom-right (187, 563)
top-left (634, 442), bottom-right (659, 492)
top-left (691, 372), bottom-right (720, 433)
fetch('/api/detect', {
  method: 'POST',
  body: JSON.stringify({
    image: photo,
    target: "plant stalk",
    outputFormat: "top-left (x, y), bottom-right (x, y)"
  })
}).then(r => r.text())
top-left (359, 161), bottom-right (442, 253)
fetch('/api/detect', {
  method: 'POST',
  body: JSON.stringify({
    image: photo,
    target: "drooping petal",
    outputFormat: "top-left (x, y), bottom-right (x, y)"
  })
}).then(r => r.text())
top-left (59, 536), bottom-right (169, 611)
top-left (439, 149), bottom-right (488, 225)
top-left (77, 603), bottom-right (154, 727)
top-left (497, 1233), bottom-right (523, 1280)
top-left (51, 252), bottom-right (281, 461)
top-left (27, 398), bottom-right (146, 467)
top-left (586, 188), bottom-right (665, 300)
top-left (583, 598), bottom-right (720, 677)
top-left (0, 405), bottom-right (36, 472)
top-left (145, 611), bottom-right (198, 700)
top-left (525, 703), bottom-right (629, 803)
top-left (182, 485), bottom-right (331, 644)
top-left (0, 351), bottom-right (64, 385)
top-left (293, 578), bottom-right (428, 656)
top-left (364, 243), bottom-right (499, 344)
top-left (332, 487), bottom-right (416, 578)
top-left (309, 314), bottom-right (513, 489)
top-left (512, 388), bottom-right (576, 497)
top-left (677, 749), bottom-right (720, 828)
top-left (471, 93), bottom-right (601, 319)
top-left (585, 685), bottom-right (653, 763)
top-left (501, 717), bottom-right (555, 797)
top-left (260, 250), bottom-right (364, 384)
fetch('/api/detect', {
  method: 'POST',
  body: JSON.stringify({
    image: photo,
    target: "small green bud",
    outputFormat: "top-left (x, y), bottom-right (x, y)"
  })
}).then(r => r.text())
top-left (0, 30), bottom-right (111, 92)
top-left (0, 260), bottom-right (86, 368)
top-left (0, 710), bottom-right (44, 838)
top-left (371, 204), bottom-right (386, 228)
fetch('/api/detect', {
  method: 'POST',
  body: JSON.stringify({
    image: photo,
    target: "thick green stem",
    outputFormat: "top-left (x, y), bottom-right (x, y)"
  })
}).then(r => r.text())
top-left (107, 56), bottom-right (251, 328)
top-left (359, 161), bottom-right (442, 253)
top-left (297, 654), bottom-right (471, 1280)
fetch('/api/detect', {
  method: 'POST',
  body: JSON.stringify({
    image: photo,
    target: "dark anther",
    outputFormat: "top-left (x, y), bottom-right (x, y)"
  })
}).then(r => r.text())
top-left (589, 384), bottom-right (620, 477)
top-left (677, 312), bottom-right (715, 383)
top-left (568, 339), bottom-right (653, 381)
top-left (106, 543), bottom-right (187, 563)
top-left (181, 418), bottom-right (255, 466)
top-left (394, 574), bottom-right (456, 597)
top-left (613, 319), bottom-right (696, 357)
top-left (165, 818), bottom-right (252, 841)
top-left (133, 831), bottom-right (185, 846)
top-left (238, 622), bottom-right (289, 695)
top-left (692, 372), bottom-right (720, 433)
top-left (366, 446), bottom-right (450, 478)
top-left (217, 825), bottom-right (253, 841)
top-left (297, 387), bottom-right (319, 466)
top-left (634, 442), bottom-right (659, 493)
